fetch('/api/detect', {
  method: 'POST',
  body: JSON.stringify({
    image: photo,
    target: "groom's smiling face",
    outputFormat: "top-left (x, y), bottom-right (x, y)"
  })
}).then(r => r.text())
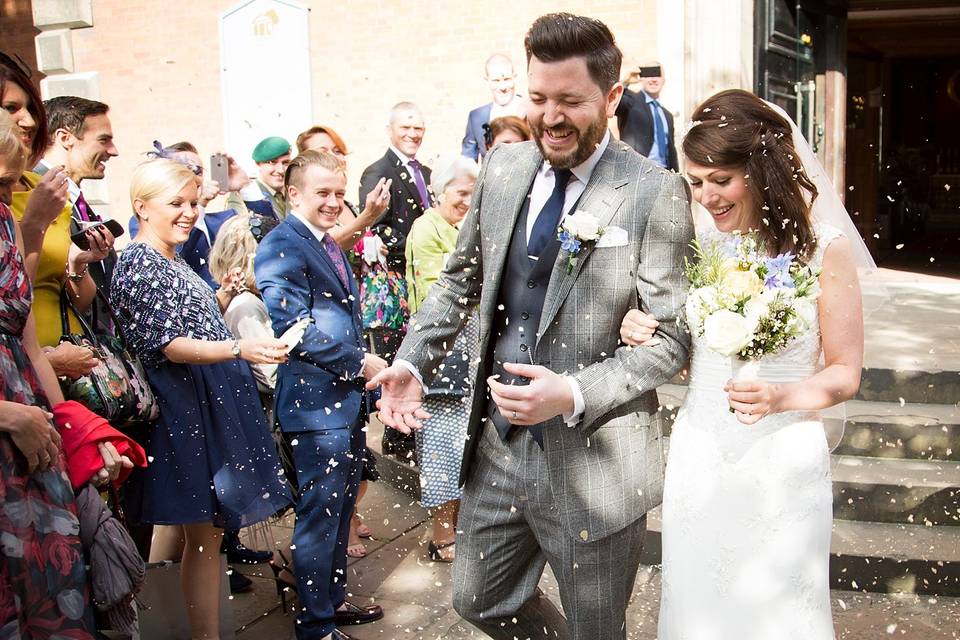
top-left (527, 55), bottom-right (622, 169)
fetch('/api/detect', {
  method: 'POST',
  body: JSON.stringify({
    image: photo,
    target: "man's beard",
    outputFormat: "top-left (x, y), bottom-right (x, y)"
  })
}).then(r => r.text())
top-left (532, 112), bottom-right (606, 169)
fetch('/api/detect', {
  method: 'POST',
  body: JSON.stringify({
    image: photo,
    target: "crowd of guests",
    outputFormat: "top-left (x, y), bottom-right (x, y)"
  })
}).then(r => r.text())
top-left (0, 20), bottom-right (690, 636)
top-left (0, 44), bottom-right (546, 640)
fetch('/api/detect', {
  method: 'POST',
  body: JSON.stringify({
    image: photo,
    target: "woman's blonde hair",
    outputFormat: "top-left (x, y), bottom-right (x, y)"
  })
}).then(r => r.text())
top-left (129, 157), bottom-right (197, 218)
top-left (208, 214), bottom-right (258, 293)
top-left (0, 112), bottom-right (28, 177)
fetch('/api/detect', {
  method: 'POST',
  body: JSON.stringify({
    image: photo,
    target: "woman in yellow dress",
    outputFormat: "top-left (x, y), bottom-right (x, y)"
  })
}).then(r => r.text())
top-left (1, 54), bottom-right (109, 377)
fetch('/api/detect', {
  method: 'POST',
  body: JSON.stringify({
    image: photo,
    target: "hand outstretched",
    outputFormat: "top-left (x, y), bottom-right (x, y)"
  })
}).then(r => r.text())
top-left (366, 364), bottom-right (430, 434)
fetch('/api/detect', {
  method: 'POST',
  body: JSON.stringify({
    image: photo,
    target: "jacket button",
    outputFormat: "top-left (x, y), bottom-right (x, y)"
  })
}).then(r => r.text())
top-left (527, 280), bottom-right (536, 289)
top-left (521, 312), bottom-right (530, 320)
top-left (519, 344), bottom-right (528, 352)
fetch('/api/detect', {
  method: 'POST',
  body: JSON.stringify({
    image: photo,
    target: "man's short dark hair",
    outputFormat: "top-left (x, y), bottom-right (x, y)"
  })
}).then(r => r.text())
top-left (44, 96), bottom-right (110, 140)
top-left (524, 13), bottom-right (622, 93)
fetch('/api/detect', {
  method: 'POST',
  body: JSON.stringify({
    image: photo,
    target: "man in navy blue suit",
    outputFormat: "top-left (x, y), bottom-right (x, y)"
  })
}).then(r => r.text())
top-left (256, 150), bottom-right (387, 640)
top-left (461, 54), bottom-right (526, 160)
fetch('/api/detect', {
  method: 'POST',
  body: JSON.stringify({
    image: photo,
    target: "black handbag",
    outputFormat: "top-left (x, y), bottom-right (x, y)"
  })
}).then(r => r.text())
top-left (58, 287), bottom-right (159, 428)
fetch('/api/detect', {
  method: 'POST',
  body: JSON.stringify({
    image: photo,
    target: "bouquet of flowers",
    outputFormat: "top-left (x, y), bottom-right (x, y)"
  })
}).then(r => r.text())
top-left (684, 232), bottom-right (821, 372)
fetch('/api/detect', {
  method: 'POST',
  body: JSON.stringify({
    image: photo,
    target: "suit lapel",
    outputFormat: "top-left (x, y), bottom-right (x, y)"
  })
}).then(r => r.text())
top-left (286, 216), bottom-right (350, 298)
top-left (537, 139), bottom-right (630, 340)
top-left (385, 150), bottom-right (425, 210)
top-left (483, 143), bottom-right (541, 306)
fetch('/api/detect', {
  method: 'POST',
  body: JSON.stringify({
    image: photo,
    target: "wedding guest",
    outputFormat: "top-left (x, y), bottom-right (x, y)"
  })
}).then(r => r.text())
top-left (295, 124), bottom-right (391, 556)
top-left (225, 136), bottom-right (290, 220)
top-left (359, 102), bottom-right (431, 461)
top-left (296, 124), bottom-right (392, 252)
top-left (462, 54), bottom-right (526, 160)
top-left (486, 115), bottom-right (533, 149)
top-left (404, 154), bottom-right (479, 562)
top-left (0, 110), bottom-right (126, 640)
top-left (256, 150), bottom-right (386, 639)
top-left (617, 61), bottom-right (679, 170)
top-left (1, 53), bottom-right (103, 377)
top-left (110, 158), bottom-right (291, 639)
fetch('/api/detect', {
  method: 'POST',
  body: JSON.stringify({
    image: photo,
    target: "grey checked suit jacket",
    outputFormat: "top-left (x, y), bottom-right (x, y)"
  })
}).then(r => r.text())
top-left (397, 136), bottom-right (694, 542)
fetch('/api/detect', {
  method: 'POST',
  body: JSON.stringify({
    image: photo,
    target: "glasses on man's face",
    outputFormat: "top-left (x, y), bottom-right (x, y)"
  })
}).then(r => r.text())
top-left (0, 51), bottom-right (32, 80)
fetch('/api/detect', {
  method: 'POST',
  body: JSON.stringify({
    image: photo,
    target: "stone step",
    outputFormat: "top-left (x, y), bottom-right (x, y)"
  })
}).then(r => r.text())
top-left (640, 507), bottom-right (960, 596)
top-left (657, 385), bottom-right (960, 461)
top-left (832, 455), bottom-right (960, 526)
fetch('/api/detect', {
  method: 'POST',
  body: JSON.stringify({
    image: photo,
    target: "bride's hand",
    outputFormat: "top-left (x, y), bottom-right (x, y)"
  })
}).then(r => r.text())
top-left (620, 309), bottom-right (660, 346)
top-left (724, 379), bottom-right (781, 425)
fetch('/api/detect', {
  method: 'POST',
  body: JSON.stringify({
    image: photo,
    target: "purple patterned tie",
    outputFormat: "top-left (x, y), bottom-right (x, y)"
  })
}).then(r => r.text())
top-left (322, 233), bottom-right (350, 289)
top-left (407, 158), bottom-right (430, 209)
top-left (75, 191), bottom-right (92, 222)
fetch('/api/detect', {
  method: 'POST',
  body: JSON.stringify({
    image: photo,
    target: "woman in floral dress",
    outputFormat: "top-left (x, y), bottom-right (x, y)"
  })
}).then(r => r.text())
top-left (0, 114), bottom-right (95, 637)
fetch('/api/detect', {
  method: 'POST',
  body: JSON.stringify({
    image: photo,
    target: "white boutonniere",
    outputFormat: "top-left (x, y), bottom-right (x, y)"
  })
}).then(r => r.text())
top-left (557, 210), bottom-right (605, 274)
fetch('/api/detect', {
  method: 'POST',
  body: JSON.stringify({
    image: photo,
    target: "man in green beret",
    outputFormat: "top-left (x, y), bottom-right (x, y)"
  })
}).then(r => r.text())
top-left (226, 135), bottom-right (291, 220)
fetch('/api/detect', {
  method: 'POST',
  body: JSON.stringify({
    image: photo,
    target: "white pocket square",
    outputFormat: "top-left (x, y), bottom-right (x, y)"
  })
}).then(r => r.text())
top-left (596, 226), bottom-right (629, 248)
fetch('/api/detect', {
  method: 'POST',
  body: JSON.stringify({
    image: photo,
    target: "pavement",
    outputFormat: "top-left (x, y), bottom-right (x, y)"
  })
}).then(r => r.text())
top-left (219, 472), bottom-right (960, 640)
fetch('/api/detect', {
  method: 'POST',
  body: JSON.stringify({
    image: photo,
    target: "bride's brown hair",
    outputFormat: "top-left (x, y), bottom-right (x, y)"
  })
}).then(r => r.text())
top-left (683, 89), bottom-right (818, 260)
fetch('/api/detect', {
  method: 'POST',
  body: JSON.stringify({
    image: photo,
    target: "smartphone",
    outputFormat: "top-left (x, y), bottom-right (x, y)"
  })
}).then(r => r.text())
top-left (639, 65), bottom-right (662, 78)
top-left (210, 153), bottom-right (229, 191)
top-left (70, 219), bottom-right (125, 250)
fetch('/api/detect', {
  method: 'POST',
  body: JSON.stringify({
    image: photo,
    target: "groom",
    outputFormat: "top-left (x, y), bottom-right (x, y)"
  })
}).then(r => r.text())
top-left (370, 13), bottom-right (693, 640)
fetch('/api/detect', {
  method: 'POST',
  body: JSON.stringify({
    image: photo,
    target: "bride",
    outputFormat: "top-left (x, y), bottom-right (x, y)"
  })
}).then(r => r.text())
top-left (621, 89), bottom-right (868, 639)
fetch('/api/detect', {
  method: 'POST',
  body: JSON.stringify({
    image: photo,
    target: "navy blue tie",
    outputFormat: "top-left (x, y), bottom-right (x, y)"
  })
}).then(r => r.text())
top-left (651, 100), bottom-right (669, 165)
top-left (527, 168), bottom-right (572, 259)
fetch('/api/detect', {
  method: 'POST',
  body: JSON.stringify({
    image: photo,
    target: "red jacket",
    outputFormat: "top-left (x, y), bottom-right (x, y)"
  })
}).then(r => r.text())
top-left (53, 401), bottom-right (148, 490)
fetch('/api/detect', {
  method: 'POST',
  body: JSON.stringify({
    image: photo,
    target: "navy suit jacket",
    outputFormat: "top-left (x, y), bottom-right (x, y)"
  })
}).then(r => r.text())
top-left (255, 214), bottom-right (369, 433)
top-left (461, 103), bottom-right (493, 160)
top-left (615, 89), bottom-right (679, 172)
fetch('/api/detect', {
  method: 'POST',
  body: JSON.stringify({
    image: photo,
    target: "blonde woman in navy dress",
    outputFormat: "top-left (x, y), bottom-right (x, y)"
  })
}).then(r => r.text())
top-left (110, 158), bottom-right (291, 639)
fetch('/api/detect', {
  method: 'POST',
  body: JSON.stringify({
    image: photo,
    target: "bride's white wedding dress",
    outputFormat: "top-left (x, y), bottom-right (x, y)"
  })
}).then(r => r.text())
top-left (657, 223), bottom-right (841, 640)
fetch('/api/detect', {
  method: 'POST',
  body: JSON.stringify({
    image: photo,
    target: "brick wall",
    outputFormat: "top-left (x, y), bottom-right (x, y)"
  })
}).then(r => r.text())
top-left (0, 0), bottom-right (41, 76)
top-left (60, 0), bottom-right (657, 225)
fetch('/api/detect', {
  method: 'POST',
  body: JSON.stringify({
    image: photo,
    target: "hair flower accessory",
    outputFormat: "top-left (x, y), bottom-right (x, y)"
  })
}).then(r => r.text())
top-left (557, 210), bottom-right (605, 274)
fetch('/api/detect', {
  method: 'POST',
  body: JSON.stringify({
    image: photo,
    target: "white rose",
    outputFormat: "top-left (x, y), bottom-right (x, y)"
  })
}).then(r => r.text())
top-left (744, 296), bottom-right (770, 326)
top-left (703, 309), bottom-right (756, 356)
top-left (562, 211), bottom-right (601, 241)
top-left (793, 298), bottom-right (818, 331)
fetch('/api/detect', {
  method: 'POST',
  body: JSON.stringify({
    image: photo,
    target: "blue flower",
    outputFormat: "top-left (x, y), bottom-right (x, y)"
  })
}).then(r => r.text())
top-left (559, 230), bottom-right (582, 254)
top-left (764, 252), bottom-right (795, 289)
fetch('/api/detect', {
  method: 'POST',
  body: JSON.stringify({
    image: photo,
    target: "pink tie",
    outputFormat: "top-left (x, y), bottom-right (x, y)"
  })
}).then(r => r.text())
top-left (322, 233), bottom-right (350, 289)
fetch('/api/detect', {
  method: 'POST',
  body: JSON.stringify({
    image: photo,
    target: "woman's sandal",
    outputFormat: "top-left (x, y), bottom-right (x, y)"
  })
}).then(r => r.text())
top-left (352, 513), bottom-right (373, 539)
top-left (427, 540), bottom-right (456, 563)
top-left (347, 542), bottom-right (368, 558)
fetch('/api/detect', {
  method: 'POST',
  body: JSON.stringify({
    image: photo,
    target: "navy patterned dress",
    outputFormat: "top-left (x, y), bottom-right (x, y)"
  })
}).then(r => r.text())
top-left (110, 243), bottom-right (290, 528)
top-left (0, 203), bottom-right (94, 637)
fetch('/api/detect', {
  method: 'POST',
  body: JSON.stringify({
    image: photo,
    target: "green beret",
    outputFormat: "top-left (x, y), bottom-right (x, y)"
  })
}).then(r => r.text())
top-left (252, 136), bottom-right (291, 163)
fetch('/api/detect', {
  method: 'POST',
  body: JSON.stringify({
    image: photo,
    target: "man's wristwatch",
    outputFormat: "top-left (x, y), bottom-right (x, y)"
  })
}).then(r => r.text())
top-left (231, 340), bottom-right (242, 359)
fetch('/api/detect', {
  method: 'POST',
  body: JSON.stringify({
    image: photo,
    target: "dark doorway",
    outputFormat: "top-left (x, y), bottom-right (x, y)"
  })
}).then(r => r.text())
top-left (846, 3), bottom-right (960, 276)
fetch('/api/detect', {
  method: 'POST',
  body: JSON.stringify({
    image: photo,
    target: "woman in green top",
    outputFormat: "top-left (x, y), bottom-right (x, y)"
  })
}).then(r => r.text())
top-left (404, 155), bottom-right (479, 562)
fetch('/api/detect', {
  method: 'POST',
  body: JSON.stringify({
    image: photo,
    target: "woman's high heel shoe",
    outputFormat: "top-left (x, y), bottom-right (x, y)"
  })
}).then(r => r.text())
top-left (269, 560), bottom-right (298, 610)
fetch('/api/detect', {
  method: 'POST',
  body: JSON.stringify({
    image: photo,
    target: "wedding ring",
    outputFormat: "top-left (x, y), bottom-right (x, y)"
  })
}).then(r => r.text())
top-left (512, 410), bottom-right (518, 420)
top-left (629, 331), bottom-right (638, 341)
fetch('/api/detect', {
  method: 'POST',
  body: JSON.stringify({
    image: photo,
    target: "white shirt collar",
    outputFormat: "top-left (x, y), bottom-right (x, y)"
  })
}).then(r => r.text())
top-left (37, 158), bottom-right (82, 204)
top-left (388, 145), bottom-right (416, 166)
top-left (540, 128), bottom-right (611, 186)
top-left (289, 209), bottom-right (327, 243)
